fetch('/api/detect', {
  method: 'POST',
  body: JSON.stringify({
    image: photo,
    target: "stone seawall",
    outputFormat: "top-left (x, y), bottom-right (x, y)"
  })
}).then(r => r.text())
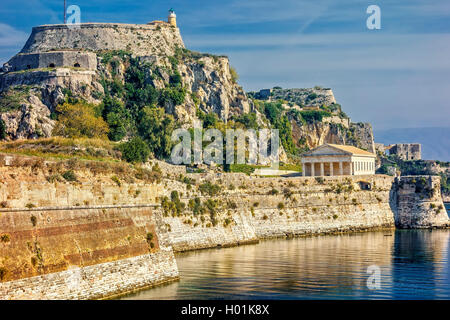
top-left (0, 205), bottom-right (179, 300)
top-left (0, 159), bottom-right (447, 299)
top-left (162, 174), bottom-right (397, 252)
top-left (0, 164), bottom-right (178, 300)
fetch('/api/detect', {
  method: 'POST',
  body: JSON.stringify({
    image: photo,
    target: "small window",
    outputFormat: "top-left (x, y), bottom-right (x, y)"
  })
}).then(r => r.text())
top-left (359, 181), bottom-right (372, 190)
top-left (26, 65), bottom-right (31, 69)
top-left (48, 63), bottom-right (55, 68)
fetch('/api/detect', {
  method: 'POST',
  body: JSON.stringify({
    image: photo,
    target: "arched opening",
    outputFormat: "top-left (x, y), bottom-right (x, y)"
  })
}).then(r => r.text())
top-left (48, 63), bottom-right (55, 68)
top-left (359, 181), bottom-right (372, 191)
top-left (74, 63), bottom-right (81, 68)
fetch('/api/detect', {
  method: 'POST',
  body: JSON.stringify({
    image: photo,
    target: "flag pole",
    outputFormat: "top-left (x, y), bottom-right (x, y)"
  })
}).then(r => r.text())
top-left (64, 0), bottom-right (67, 24)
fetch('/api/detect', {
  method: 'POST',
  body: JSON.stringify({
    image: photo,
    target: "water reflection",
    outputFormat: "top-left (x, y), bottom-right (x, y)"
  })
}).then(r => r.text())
top-left (122, 230), bottom-right (450, 300)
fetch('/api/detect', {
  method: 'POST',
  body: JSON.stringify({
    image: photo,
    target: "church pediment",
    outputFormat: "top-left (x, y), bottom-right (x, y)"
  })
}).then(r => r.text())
top-left (303, 144), bottom-right (350, 156)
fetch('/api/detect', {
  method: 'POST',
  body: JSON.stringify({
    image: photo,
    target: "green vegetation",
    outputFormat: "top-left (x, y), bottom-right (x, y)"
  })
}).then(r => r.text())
top-left (199, 181), bottom-right (221, 196)
top-left (96, 52), bottom-right (184, 160)
top-left (0, 234), bottom-right (10, 243)
top-left (62, 170), bottom-right (77, 182)
top-left (0, 119), bottom-right (6, 140)
top-left (230, 66), bottom-right (239, 83)
top-left (298, 110), bottom-right (332, 123)
top-left (231, 112), bottom-right (259, 130)
top-left (138, 107), bottom-right (175, 159)
top-left (53, 101), bottom-right (109, 139)
top-left (161, 191), bottom-right (186, 217)
top-left (256, 100), bottom-right (297, 155)
top-left (440, 173), bottom-right (450, 194)
top-left (118, 137), bottom-right (150, 163)
top-left (0, 86), bottom-right (31, 112)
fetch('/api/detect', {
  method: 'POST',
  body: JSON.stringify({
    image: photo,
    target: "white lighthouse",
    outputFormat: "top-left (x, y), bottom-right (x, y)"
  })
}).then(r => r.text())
top-left (168, 8), bottom-right (177, 27)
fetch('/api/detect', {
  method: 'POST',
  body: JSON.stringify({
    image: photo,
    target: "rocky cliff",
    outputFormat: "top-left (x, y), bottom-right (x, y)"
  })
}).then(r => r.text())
top-left (0, 23), bottom-right (251, 140)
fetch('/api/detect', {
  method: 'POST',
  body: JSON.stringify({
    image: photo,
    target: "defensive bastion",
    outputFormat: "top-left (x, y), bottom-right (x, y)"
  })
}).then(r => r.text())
top-left (0, 154), bottom-right (448, 299)
top-left (2, 22), bottom-right (184, 73)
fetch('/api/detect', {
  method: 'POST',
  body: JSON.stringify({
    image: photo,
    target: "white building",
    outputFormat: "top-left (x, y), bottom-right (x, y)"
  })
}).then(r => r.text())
top-left (301, 144), bottom-right (376, 176)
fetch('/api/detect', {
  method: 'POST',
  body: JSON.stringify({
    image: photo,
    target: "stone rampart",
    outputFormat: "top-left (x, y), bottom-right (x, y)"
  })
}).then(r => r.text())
top-left (3, 51), bottom-right (97, 73)
top-left (394, 175), bottom-right (449, 228)
top-left (19, 23), bottom-right (184, 57)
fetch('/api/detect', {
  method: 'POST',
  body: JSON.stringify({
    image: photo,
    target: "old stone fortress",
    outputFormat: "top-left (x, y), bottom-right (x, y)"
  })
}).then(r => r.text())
top-left (1, 8), bottom-right (445, 301)
top-left (2, 9), bottom-right (179, 73)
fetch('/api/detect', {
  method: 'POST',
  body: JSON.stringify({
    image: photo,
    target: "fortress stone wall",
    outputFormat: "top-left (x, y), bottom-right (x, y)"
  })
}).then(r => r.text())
top-left (0, 155), bottom-right (447, 299)
top-left (0, 159), bottom-right (178, 299)
top-left (394, 175), bottom-right (449, 228)
top-left (2, 23), bottom-right (184, 74)
top-left (19, 23), bottom-right (184, 56)
top-left (389, 143), bottom-right (421, 160)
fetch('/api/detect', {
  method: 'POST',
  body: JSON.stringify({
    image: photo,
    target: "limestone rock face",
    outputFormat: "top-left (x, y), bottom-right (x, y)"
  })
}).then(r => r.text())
top-left (290, 118), bottom-right (375, 153)
top-left (177, 56), bottom-right (250, 123)
top-left (250, 87), bottom-right (337, 107)
top-left (0, 93), bottom-right (55, 139)
top-left (0, 23), bottom-right (252, 140)
top-left (395, 176), bottom-right (450, 228)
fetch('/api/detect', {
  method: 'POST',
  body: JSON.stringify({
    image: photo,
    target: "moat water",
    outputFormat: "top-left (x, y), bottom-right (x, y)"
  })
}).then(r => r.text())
top-left (123, 204), bottom-right (450, 300)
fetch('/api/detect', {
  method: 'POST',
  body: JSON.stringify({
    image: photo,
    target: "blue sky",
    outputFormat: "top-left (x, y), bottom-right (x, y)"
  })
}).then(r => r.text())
top-left (1, 0), bottom-right (450, 131)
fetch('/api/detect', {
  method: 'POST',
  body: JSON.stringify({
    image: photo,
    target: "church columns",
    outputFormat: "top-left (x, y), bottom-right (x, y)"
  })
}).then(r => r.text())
top-left (302, 159), bottom-right (356, 176)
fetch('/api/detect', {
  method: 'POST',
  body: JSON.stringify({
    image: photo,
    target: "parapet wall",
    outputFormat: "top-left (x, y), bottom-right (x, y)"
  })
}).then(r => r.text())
top-left (389, 144), bottom-right (421, 160)
top-left (19, 23), bottom-right (184, 57)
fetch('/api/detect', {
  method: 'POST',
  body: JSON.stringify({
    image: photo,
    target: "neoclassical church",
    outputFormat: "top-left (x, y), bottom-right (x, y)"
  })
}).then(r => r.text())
top-left (301, 144), bottom-right (376, 176)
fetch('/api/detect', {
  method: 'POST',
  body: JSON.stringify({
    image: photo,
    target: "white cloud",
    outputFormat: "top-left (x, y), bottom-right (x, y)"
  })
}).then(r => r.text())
top-left (0, 23), bottom-right (28, 48)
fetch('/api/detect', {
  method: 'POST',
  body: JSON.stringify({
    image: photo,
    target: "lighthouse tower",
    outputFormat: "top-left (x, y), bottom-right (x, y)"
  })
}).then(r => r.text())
top-left (168, 8), bottom-right (177, 27)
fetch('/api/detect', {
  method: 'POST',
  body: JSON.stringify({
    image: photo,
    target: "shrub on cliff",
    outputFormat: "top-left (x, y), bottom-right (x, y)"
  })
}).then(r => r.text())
top-left (118, 137), bottom-right (150, 163)
top-left (230, 66), bottom-right (239, 83)
top-left (101, 96), bottom-right (131, 141)
top-left (0, 119), bottom-right (6, 140)
top-left (53, 102), bottom-right (109, 139)
top-left (138, 107), bottom-right (175, 159)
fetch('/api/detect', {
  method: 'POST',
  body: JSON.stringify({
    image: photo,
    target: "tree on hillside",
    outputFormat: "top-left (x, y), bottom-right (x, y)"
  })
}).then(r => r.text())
top-left (52, 101), bottom-right (109, 139)
top-left (119, 137), bottom-right (150, 163)
top-left (138, 106), bottom-right (175, 159)
top-left (0, 119), bottom-right (6, 140)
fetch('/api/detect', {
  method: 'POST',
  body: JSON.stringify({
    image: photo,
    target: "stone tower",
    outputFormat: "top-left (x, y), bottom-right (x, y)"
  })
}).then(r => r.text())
top-left (168, 8), bottom-right (177, 27)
